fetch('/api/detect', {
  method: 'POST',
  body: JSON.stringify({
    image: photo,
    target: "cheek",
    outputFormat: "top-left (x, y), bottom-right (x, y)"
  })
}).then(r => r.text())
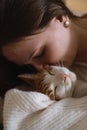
top-left (44, 44), bottom-right (64, 63)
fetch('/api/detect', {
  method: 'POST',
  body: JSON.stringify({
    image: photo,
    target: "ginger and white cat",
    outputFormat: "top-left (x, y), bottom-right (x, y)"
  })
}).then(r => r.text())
top-left (18, 66), bottom-right (77, 100)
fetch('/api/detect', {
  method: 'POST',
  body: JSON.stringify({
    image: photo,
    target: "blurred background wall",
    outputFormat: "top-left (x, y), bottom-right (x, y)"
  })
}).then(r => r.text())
top-left (65, 0), bottom-right (87, 16)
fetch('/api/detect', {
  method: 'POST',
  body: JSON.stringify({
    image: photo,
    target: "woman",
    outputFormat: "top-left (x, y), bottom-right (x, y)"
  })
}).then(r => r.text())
top-left (0, 0), bottom-right (87, 71)
top-left (0, 1), bottom-right (87, 128)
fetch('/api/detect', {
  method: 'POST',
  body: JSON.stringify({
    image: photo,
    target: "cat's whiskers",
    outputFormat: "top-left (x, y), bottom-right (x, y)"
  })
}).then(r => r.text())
top-left (58, 61), bottom-right (63, 67)
top-left (61, 60), bottom-right (65, 67)
top-left (55, 62), bottom-right (59, 66)
top-left (59, 61), bottom-right (61, 66)
top-left (55, 60), bottom-right (64, 67)
top-left (56, 61), bottom-right (61, 67)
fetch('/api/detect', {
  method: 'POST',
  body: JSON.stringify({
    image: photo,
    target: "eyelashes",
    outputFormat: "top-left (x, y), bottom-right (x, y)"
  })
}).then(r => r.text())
top-left (33, 47), bottom-right (46, 59)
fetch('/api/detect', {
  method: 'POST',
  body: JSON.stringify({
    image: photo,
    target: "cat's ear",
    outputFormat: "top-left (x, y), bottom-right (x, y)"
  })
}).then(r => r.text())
top-left (18, 74), bottom-right (39, 84)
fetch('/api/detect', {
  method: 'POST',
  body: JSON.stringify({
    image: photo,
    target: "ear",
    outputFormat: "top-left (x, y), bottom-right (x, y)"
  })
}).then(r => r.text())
top-left (18, 74), bottom-right (39, 84)
top-left (56, 15), bottom-right (69, 23)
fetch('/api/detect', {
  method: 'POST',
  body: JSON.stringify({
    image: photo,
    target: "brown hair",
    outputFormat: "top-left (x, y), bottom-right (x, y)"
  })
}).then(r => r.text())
top-left (0, 0), bottom-right (86, 46)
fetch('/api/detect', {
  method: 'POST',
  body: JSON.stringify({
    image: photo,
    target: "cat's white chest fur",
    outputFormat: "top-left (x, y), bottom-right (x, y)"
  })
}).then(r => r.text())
top-left (43, 66), bottom-right (77, 99)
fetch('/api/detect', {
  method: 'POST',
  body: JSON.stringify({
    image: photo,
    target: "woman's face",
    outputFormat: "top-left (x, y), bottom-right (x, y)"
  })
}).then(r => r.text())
top-left (2, 17), bottom-right (78, 70)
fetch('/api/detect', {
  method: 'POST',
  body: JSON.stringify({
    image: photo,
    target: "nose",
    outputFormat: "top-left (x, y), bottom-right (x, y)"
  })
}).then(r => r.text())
top-left (60, 73), bottom-right (69, 80)
top-left (31, 62), bottom-right (46, 71)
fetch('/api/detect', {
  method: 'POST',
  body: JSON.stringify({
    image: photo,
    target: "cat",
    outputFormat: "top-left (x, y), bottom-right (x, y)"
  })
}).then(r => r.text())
top-left (18, 66), bottom-right (77, 100)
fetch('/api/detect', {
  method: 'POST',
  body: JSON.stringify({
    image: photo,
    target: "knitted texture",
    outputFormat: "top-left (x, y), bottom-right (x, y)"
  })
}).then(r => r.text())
top-left (3, 89), bottom-right (87, 130)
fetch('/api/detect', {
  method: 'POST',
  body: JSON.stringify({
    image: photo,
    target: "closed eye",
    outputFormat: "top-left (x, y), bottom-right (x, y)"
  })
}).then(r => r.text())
top-left (47, 70), bottom-right (55, 75)
top-left (34, 47), bottom-right (46, 59)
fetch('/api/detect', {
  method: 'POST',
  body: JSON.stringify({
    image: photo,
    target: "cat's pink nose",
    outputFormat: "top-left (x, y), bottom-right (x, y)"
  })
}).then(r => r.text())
top-left (60, 73), bottom-right (69, 80)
